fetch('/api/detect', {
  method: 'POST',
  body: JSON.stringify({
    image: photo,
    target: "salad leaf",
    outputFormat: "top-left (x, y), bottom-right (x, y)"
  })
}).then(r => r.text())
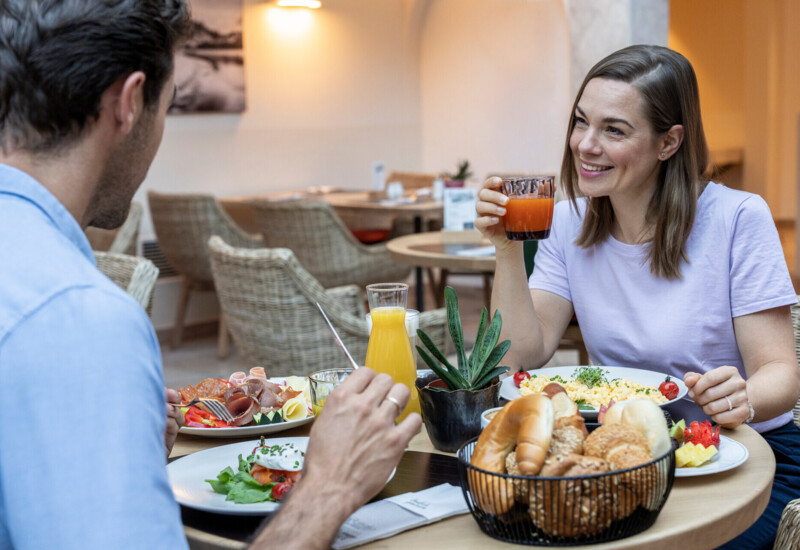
top-left (206, 453), bottom-right (277, 504)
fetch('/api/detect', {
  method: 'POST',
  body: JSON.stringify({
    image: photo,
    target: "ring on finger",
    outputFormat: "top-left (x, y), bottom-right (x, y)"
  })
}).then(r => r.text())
top-left (724, 395), bottom-right (733, 412)
top-left (384, 395), bottom-right (403, 415)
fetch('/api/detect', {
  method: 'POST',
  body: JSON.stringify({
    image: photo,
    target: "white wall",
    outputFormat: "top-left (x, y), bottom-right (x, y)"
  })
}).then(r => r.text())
top-left (137, 0), bottom-right (424, 241)
top-left (419, 0), bottom-right (571, 183)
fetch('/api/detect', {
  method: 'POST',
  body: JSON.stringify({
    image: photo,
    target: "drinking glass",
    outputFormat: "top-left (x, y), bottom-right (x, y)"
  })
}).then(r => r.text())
top-left (308, 368), bottom-right (353, 416)
top-left (364, 283), bottom-right (420, 421)
top-left (500, 176), bottom-right (555, 240)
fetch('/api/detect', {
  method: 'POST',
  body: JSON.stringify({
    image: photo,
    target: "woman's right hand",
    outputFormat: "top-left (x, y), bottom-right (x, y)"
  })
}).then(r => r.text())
top-left (475, 177), bottom-right (516, 252)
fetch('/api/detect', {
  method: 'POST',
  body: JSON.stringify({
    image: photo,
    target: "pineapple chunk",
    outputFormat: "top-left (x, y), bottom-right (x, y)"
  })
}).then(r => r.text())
top-left (676, 442), bottom-right (718, 467)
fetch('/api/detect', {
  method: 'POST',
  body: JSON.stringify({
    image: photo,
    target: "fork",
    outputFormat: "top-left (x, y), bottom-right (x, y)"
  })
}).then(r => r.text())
top-left (170, 398), bottom-right (235, 423)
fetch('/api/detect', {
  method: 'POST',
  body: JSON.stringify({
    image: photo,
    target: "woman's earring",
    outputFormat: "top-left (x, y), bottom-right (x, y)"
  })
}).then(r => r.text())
top-left (659, 152), bottom-right (666, 160)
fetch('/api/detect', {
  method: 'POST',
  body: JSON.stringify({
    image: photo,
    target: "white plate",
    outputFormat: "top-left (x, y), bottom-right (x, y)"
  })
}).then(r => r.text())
top-left (179, 415), bottom-right (314, 438)
top-left (179, 377), bottom-right (315, 438)
top-left (168, 437), bottom-right (307, 515)
top-left (675, 435), bottom-right (748, 477)
top-left (168, 437), bottom-right (396, 515)
top-left (499, 365), bottom-right (688, 419)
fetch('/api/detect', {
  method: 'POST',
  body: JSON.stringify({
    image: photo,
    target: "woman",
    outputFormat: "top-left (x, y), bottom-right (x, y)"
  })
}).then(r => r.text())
top-left (476, 45), bottom-right (800, 549)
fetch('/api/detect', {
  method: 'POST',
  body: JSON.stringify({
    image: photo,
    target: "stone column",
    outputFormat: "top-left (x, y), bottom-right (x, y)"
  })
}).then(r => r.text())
top-left (564, 0), bottom-right (669, 97)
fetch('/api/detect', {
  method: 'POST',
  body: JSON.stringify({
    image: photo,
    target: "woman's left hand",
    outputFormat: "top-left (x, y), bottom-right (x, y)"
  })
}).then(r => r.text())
top-left (684, 366), bottom-right (749, 428)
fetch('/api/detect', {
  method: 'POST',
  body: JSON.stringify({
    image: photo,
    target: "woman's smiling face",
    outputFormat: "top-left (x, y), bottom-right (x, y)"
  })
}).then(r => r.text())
top-left (569, 77), bottom-right (664, 202)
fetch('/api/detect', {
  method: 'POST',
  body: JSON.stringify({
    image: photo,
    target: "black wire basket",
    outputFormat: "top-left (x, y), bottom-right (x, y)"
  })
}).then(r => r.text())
top-left (456, 435), bottom-right (676, 546)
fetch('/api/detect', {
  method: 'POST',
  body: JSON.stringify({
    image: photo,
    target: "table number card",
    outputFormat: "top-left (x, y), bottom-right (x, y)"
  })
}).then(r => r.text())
top-left (443, 188), bottom-right (478, 231)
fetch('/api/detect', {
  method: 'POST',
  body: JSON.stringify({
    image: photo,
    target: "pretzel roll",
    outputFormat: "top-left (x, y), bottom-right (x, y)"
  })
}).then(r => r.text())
top-left (541, 382), bottom-right (567, 398)
top-left (470, 394), bottom-right (554, 514)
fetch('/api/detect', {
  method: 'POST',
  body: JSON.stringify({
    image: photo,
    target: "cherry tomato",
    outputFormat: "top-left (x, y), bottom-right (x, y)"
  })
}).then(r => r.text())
top-left (272, 481), bottom-right (293, 501)
top-left (659, 377), bottom-right (679, 400)
top-left (513, 368), bottom-right (531, 388)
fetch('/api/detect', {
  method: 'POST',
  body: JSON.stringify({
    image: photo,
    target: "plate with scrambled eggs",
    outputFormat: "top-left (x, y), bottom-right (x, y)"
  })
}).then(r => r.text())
top-left (500, 366), bottom-right (688, 418)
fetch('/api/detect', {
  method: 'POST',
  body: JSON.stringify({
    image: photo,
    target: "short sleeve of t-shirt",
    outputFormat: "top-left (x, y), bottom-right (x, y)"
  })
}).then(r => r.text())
top-left (729, 194), bottom-right (796, 317)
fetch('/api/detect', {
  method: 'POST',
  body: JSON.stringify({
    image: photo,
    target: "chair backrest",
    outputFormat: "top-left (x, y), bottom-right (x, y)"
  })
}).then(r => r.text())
top-left (252, 199), bottom-right (369, 289)
top-left (94, 252), bottom-right (159, 317)
top-left (148, 191), bottom-right (257, 284)
top-left (385, 171), bottom-right (438, 190)
top-left (85, 201), bottom-right (143, 255)
top-left (208, 236), bottom-right (369, 376)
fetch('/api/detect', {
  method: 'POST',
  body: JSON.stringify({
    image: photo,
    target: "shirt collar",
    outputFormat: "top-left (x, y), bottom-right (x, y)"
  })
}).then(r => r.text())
top-left (0, 163), bottom-right (95, 264)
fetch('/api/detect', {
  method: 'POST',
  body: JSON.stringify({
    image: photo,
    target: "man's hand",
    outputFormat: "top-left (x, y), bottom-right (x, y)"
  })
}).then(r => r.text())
top-left (165, 388), bottom-right (183, 457)
top-left (251, 367), bottom-right (421, 550)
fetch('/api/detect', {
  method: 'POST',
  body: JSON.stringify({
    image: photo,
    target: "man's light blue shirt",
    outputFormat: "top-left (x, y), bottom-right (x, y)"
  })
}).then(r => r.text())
top-left (0, 164), bottom-right (187, 549)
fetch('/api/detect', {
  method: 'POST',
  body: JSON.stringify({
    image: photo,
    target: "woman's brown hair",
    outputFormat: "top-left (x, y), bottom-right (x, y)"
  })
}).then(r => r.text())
top-left (560, 45), bottom-right (709, 279)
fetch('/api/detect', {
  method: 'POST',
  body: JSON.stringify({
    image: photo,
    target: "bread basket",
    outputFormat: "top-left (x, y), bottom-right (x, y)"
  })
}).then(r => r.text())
top-left (456, 430), bottom-right (676, 546)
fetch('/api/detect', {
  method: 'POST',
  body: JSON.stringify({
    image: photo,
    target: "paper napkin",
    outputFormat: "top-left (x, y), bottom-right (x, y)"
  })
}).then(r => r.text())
top-left (331, 484), bottom-right (469, 550)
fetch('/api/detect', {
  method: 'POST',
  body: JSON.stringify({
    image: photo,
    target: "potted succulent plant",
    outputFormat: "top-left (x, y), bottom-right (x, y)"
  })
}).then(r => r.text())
top-left (442, 160), bottom-right (473, 188)
top-left (415, 286), bottom-right (510, 451)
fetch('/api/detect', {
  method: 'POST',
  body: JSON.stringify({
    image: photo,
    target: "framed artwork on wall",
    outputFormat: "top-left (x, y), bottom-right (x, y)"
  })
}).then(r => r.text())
top-left (169, 0), bottom-right (245, 114)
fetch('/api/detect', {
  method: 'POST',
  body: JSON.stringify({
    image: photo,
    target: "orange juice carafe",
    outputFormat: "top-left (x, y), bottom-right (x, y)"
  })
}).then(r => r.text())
top-left (364, 283), bottom-right (420, 421)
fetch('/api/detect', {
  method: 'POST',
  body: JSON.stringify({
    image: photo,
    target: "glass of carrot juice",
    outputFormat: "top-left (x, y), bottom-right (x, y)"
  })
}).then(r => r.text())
top-left (500, 176), bottom-right (555, 240)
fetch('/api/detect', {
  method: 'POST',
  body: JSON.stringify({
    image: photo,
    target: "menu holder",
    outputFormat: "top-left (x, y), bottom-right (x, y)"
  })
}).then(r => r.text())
top-left (442, 188), bottom-right (478, 231)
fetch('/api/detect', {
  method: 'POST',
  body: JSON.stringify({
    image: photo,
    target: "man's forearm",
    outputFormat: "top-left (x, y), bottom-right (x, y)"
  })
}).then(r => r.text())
top-left (250, 477), bottom-right (354, 550)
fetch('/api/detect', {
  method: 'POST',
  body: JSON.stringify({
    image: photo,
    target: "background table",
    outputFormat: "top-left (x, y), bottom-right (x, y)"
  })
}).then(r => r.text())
top-left (171, 422), bottom-right (774, 550)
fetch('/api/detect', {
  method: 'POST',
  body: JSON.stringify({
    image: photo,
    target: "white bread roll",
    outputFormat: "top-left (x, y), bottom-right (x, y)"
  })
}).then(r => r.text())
top-left (601, 399), bottom-right (671, 459)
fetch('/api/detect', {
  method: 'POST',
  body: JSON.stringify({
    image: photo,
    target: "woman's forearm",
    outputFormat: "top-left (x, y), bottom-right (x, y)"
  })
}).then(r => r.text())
top-left (746, 360), bottom-right (800, 423)
top-left (490, 244), bottom-right (547, 369)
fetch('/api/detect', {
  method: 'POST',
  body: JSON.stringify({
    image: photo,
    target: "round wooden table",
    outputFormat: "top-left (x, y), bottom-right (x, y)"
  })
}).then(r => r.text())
top-left (386, 230), bottom-right (495, 273)
top-left (171, 422), bottom-right (774, 550)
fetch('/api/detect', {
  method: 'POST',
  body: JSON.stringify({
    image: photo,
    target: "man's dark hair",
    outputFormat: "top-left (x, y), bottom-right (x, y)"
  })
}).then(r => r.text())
top-left (0, 0), bottom-right (191, 153)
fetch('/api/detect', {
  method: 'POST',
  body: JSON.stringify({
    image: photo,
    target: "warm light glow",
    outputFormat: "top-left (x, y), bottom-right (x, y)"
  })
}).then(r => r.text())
top-left (276, 0), bottom-right (321, 8)
top-left (266, 6), bottom-right (314, 36)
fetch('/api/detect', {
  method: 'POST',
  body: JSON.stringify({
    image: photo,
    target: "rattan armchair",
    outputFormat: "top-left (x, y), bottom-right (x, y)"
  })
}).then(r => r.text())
top-left (252, 199), bottom-right (411, 289)
top-left (85, 201), bottom-right (143, 255)
top-left (208, 236), bottom-right (447, 377)
top-left (94, 251), bottom-right (158, 318)
top-left (774, 297), bottom-right (800, 549)
top-left (148, 191), bottom-right (262, 357)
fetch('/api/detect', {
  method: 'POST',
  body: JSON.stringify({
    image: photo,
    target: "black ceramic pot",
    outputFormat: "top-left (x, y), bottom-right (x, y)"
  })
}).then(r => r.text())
top-left (415, 372), bottom-right (500, 452)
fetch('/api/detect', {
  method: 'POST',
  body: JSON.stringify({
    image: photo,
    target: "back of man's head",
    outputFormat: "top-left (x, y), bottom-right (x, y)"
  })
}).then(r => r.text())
top-left (0, 0), bottom-right (191, 155)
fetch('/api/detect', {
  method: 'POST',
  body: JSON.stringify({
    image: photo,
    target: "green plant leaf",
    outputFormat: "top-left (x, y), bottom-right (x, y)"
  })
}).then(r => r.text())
top-left (480, 340), bottom-right (511, 374)
top-left (416, 346), bottom-right (465, 390)
top-left (470, 367), bottom-right (510, 392)
top-left (468, 307), bottom-right (489, 381)
top-left (417, 329), bottom-right (458, 373)
top-left (470, 310), bottom-right (503, 382)
top-left (444, 287), bottom-right (469, 380)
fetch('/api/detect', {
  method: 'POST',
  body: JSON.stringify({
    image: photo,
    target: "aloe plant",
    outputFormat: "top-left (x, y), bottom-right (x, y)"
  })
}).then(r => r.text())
top-left (416, 286), bottom-right (510, 391)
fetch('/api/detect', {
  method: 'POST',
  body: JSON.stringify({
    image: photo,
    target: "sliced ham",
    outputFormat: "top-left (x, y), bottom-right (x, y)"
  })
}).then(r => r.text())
top-left (229, 371), bottom-right (247, 387)
top-left (226, 394), bottom-right (260, 426)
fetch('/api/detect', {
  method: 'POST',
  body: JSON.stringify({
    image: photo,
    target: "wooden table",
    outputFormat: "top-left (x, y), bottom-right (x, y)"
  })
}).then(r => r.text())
top-left (171, 422), bottom-right (774, 550)
top-left (219, 190), bottom-right (443, 310)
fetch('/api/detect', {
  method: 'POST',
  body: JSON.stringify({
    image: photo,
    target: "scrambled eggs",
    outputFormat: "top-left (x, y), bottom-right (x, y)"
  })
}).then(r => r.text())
top-left (519, 370), bottom-right (668, 408)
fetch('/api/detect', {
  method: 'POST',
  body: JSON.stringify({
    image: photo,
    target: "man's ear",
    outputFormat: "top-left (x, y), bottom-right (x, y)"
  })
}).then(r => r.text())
top-left (115, 71), bottom-right (147, 135)
top-left (659, 124), bottom-right (684, 160)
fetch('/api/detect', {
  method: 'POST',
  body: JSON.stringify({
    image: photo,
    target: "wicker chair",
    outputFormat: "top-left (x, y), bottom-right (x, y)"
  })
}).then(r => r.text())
top-left (252, 199), bottom-right (411, 290)
top-left (774, 297), bottom-right (800, 549)
top-left (208, 236), bottom-right (447, 377)
top-left (94, 251), bottom-right (159, 318)
top-left (85, 201), bottom-right (143, 255)
top-left (148, 191), bottom-right (262, 357)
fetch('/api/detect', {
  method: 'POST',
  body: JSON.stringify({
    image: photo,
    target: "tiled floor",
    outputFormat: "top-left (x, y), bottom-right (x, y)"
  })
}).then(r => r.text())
top-left (161, 273), bottom-right (580, 390)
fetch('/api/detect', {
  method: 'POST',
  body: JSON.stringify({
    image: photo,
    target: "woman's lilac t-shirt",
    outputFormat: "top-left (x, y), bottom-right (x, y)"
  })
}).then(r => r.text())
top-left (530, 182), bottom-right (797, 432)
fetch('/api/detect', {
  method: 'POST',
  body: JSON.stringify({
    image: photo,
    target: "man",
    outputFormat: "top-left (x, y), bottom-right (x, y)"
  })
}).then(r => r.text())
top-left (0, 2), bottom-right (421, 548)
